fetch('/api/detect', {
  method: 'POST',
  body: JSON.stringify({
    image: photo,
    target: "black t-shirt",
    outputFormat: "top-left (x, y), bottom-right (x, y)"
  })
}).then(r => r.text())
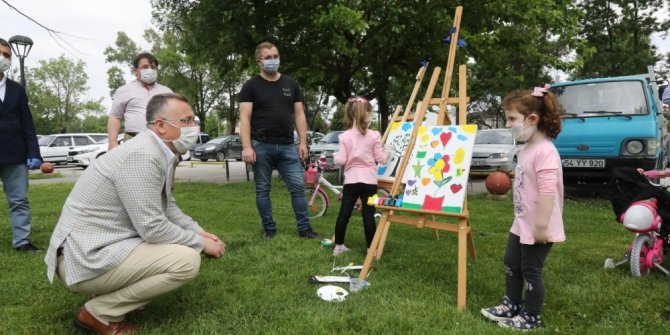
top-left (238, 74), bottom-right (303, 144)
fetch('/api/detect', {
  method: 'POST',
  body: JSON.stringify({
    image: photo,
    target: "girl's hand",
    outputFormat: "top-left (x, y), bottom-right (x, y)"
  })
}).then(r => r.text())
top-left (533, 225), bottom-right (549, 244)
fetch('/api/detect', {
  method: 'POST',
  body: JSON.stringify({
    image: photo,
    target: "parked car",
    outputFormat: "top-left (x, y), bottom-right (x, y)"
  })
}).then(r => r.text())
top-left (294, 130), bottom-right (325, 147)
top-left (191, 135), bottom-right (243, 162)
top-left (470, 129), bottom-right (520, 174)
top-left (308, 130), bottom-right (344, 167)
top-left (68, 135), bottom-right (124, 168)
top-left (550, 66), bottom-right (666, 184)
top-left (39, 133), bottom-right (108, 164)
top-left (181, 132), bottom-right (210, 161)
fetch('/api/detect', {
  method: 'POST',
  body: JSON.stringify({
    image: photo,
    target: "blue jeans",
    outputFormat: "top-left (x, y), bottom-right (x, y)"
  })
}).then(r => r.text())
top-left (0, 163), bottom-right (32, 247)
top-left (251, 141), bottom-right (310, 231)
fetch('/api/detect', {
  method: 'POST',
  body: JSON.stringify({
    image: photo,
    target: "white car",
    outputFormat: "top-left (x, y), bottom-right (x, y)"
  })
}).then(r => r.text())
top-left (68, 136), bottom-right (123, 168)
top-left (470, 129), bottom-right (522, 174)
top-left (39, 133), bottom-right (108, 164)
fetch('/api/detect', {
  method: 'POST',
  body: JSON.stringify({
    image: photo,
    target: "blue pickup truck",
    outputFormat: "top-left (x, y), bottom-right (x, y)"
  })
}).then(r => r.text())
top-left (550, 66), bottom-right (667, 184)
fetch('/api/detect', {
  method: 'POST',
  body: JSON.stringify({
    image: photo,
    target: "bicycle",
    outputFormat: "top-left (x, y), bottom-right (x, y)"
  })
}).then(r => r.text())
top-left (304, 155), bottom-right (389, 218)
top-left (604, 167), bottom-right (670, 277)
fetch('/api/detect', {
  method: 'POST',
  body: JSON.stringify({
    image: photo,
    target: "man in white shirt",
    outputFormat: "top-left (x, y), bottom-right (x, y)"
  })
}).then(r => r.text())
top-left (107, 52), bottom-right (172, 149)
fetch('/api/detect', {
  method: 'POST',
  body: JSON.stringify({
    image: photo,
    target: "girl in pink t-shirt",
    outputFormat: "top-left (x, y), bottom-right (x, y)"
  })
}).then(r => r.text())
top-left (481, 86), bottom-right (565, 331)
top-left (331, 97), bottom-right (389, 256)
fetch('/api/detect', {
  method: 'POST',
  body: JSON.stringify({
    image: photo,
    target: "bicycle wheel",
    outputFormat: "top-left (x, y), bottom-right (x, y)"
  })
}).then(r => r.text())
top-left (305, 188), bottom-right (328, 218)
top-left (630, 234), bottom-right (654, 277)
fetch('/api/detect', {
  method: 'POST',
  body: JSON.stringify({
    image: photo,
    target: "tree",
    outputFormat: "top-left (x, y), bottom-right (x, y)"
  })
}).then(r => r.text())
top-left (28, 55), bottom-right (104, 134)
top-left (152, 0), bottom-right (585, 132)
top-left (574, 0), bottom-right (669, 78)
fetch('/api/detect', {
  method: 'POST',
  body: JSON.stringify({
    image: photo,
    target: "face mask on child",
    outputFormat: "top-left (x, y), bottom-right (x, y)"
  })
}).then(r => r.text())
top-left (509, 118), bottom-right (536, 142)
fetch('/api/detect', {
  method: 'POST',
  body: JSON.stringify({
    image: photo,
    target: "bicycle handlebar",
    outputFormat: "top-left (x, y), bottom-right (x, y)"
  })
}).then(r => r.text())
top-left (641, 168), bottom-right (670, 179)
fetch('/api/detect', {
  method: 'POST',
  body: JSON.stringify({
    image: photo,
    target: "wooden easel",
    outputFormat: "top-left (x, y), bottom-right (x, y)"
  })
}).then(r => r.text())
top-left (360, 6), bottom-right (475, 311)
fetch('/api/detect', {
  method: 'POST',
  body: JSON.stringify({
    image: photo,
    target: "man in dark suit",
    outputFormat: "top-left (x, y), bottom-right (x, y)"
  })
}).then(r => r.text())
top-left (0, 38), bottom-right (42, 252)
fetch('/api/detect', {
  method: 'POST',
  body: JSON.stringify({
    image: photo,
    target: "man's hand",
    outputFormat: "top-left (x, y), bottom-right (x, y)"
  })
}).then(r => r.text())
top-left (26, 158), bottom-right (42, 170)
top-left (200, 231), bottom-right (221, 242)
top-left (108, 141), bottom-right (119, 151)
top-left (202, 235), bottom-right (225, 259)
top-left (298, 143), bottom-right (308, 161)
top-left (242, 147), bottom-right (256, 164)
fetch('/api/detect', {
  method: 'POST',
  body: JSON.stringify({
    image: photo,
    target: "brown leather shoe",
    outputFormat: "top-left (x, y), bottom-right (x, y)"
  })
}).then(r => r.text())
top-left (74, 306), bottom-right (139, 334)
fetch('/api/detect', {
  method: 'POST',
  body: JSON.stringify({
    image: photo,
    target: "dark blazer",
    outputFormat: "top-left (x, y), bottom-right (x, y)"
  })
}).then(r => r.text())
top-left (0, 77), bottom-right (41, 164)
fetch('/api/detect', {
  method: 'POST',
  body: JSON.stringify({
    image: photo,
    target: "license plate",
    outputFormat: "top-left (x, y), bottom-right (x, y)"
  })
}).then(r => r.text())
top-left (471, 159), bottom-right (487, 166)
top-left (194, 152), bottom-right (201, 156)
top-left (561, 158), bottom-right (605, 168)
top-left (67, 156), bottom-right (74, 162)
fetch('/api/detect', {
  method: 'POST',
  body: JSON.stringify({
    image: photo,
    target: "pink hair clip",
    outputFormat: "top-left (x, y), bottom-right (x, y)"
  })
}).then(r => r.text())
top-left (531, 84), bottom-right (550, 97)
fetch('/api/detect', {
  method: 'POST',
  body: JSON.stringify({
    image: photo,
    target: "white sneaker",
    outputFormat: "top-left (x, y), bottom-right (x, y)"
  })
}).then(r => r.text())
top-left (333, 244), bottom-right (350, 256)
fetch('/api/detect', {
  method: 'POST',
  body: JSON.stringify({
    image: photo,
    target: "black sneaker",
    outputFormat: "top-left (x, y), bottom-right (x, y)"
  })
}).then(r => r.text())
top-left (263, 228), bottom-right (277, 240)
top-left (498, 309), bottom-right (542, 331)
top-left (14, 241), bottom-right (41, 252)
top-left (481, 296), bottom-right (521, 322)
top-left (298, 228), bottom-right (320, 239)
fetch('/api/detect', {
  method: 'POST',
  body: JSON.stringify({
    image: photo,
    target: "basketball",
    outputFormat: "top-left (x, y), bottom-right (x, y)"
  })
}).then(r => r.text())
top-left (485, 171), bottom-right (511, 195)
top-left (40, 162), bottom-right (55, 174)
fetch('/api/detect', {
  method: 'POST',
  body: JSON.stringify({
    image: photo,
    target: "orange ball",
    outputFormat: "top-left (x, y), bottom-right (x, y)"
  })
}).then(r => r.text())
top-left (485, 171), bottom-right (511, 195)
top-left (40, 162), bottom-right (55, 174)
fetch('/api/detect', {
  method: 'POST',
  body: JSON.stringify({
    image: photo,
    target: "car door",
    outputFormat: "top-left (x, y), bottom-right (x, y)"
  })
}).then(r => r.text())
top-left (227, 136), bottom-right (243, 159)
top-left (46, 136), bottom-right (74, 163)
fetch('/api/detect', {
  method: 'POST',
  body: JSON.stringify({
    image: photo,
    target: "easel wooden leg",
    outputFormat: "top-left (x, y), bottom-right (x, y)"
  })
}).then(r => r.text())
top-left (467, 222), bottom-right (476, 259)
top-left (359, 211), bottom-right (389, 279)
top-left (457, 218), bottom-right (468, 311)
top-left (376, 211), bottom-right (393, 258)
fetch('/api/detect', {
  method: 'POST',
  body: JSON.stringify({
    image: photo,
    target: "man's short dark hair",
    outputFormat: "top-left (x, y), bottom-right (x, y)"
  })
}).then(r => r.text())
top-left (133, 52), bottom-right (159, 68)
top-left (146, 93), bottom-right (188, 123)
top-left (0, 38), bottom-right (10, 50)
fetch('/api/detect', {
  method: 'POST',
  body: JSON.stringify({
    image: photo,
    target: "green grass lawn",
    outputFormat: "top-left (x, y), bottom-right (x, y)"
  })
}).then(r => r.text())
top-left (1, 181), bottom-right (669, 334)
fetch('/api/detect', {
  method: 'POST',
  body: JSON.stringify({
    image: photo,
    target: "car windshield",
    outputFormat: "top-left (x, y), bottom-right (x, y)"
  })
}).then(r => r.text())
top-left (207, 137), bottom-right (229, 144)
top-left (475, 130), bottom-right (514, 145)
top-left (319, 131), bottom-right (342, 144)
top-left (551, 81), bottom-right (649, 117)
top-left (38, 135), bottom-right (55, 146)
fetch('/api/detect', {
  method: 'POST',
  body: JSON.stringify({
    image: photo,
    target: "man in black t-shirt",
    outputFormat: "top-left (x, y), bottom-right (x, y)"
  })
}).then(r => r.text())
top-left (239, 42), bottom-right (320, 240)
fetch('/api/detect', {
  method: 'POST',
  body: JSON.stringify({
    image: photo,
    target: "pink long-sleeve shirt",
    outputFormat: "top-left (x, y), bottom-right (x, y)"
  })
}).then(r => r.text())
top-left (511, 138), bottom-right (565, 244)
top-left (333, 128), bottom-right (388, 185)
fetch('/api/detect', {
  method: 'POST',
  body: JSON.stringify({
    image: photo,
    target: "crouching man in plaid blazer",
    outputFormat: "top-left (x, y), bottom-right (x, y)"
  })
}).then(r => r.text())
top-left (44, 93), bottom-right (225, 335)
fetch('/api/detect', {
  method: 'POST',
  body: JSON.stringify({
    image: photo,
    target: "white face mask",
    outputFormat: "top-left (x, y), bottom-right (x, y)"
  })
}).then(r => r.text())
top-left (0, 56), bottom-right (11, 73)
top-left (509, 119), bottom-right (536, 142)
top-left (140, 68), bottom-right (158, 84)
top-left (165, 122), bottom-right (199, 154)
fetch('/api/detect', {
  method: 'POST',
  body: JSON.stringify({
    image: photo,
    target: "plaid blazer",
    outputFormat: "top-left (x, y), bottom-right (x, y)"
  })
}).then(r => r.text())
top-left (44, 131), bottom-right (205, 285)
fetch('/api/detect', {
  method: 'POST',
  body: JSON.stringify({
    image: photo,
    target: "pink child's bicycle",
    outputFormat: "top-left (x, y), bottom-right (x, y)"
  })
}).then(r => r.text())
top-left (604, 167), bottom-right (670, 277)
top-left (303, 154), bottom-right (389, 218)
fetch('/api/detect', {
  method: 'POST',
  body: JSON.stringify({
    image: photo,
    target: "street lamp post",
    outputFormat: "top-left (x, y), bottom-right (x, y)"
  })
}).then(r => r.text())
top-left (8, 35), bottom-right (33, 89)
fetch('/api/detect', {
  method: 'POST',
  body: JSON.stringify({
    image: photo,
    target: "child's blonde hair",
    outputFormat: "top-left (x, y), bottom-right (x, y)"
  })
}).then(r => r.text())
top-left (344, 96), bottom-right (371, 134)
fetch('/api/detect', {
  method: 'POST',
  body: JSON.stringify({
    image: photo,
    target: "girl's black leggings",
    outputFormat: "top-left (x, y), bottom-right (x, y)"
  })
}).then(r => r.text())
top-left (334, 183), bottom-right (377, 247)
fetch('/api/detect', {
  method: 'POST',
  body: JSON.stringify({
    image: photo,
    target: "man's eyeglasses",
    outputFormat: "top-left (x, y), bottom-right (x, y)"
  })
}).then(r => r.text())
top-left (149, 118), bottom-right (196, 126)
top-left (259, 55), bottom-right (279, 60)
